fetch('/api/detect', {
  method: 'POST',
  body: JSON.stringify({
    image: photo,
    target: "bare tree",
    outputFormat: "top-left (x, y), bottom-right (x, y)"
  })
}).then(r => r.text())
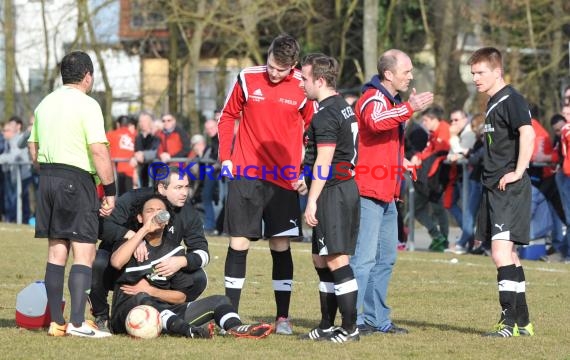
top-left (3, 0), bottom-right (16, 118)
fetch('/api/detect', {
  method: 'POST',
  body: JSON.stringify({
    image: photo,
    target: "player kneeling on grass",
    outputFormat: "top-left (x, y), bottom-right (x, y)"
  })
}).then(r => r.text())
top-left (109, 194), bottom-right (272, 339)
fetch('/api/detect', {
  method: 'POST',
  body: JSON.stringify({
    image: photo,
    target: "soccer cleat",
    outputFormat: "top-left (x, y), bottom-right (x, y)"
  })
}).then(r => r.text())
top-left (274, 316), bottom-right (293, 335)
top-left (518, 322), bottom-right (535, 336)
top-left (188, 322), bottom-right (215, 339)
top-left (47, 322), bottom-right (67, 337)
top-left (298, 326), bottom-right (335, 340)
top-left (323, 326), bottom-right (360, 343)
top-left (66, 320), bottom-right (112, 338)
top-left (94, 315), bottom-right (110, 333)
top-left (429, 235), bottom-right (447, 252)
top-left (483, 323), bottom-right (519, 337)
top-left (228, 323), bottom-right (273, 339)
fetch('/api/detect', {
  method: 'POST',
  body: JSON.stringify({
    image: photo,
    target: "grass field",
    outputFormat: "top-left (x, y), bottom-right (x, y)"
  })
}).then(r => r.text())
top-left (0, 222), bottom-right (569, 359)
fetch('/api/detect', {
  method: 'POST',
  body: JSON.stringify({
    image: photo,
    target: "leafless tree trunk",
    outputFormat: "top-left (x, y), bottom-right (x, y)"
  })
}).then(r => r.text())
top-left (362, 0), bottom-right (378, 81)
top-left (4, 0), bottom-right (16, 118)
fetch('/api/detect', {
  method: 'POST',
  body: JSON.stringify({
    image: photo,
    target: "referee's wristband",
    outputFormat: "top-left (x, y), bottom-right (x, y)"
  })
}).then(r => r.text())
top-left (102, 182), bottom-right (117, 196)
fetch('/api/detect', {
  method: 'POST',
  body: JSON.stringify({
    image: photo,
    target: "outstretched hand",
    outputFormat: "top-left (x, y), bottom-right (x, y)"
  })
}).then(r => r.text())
top-left (408, 88), bottom-right (434, 112)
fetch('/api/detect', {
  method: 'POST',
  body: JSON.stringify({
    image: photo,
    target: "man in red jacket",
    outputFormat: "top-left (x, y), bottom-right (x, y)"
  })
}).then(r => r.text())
top-left (349, 49), bottom-right (433, 335)
top-left (157, 114), bottom-right (191, 163)
top-left (217, 34), bottom-right (315, 334)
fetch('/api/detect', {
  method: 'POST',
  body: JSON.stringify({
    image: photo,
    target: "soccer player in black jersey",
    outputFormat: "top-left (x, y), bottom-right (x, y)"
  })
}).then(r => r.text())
top-left (89, 166), bottom-right (210, 332)
top-left (299, 54), bottom-right (360, 343)
top-left (109, 194), bottom-right (272, 339)
top-left (469, 47), bottom-right (536, 337)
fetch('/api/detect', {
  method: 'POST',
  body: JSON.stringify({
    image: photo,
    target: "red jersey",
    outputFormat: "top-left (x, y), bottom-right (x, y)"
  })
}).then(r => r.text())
top-left (561, 122), bottom-right (570, 176)
top-left (417, 121), bottom-right (450, 177)
top-left (530, 119), bottom-right (558, 178)
top-left (107, 127), bottom-right (135, 177)
top-left (218, 66), bottom-right (314, 190)
top-left (354, 84), bottom-right (414, 202)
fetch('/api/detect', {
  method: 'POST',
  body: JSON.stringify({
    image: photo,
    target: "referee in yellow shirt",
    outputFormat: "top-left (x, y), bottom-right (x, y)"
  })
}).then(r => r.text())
top-left (28, 51), bottom-right (115, 338)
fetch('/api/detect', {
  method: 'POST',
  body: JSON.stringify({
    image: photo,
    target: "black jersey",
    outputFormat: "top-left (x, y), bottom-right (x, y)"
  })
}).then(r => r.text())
top-left (111, 239), bottom-right (194, 313)
top-left (304, 94), bottom-right (358, 187)
top-left (482, 85), bottom-right (532, 186)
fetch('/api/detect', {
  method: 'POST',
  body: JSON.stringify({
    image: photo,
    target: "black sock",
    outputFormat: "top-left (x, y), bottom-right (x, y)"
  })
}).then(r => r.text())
top-left (331, 265), bottom-right (358, 332)
top-left (497, 264), bottom-right (518, 327)
top-left (213, 303), bottom-right (241, 330)
top-left (316, 267), bottom-right (337, 329)
top-left (515, 266), bottom-right (530, 326)
top-left (271, 248), bottom-right (293, 319)
top-left (68, 264), bottom-right (92, 327)
top-left (162, 310), bottom-right (191, 336)
top-left (224, 247), bottom-right (248, 311)
top-left (45, 263), bottom-right (66, 325)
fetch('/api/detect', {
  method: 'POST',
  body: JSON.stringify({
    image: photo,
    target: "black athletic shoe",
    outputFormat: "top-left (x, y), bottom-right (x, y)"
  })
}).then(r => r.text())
top-left (298, 326), bottom-right (335, 340)
top-left (188, 322), bottom-right (215, 339)
top-left (323, 326), bottom-right (360, 343)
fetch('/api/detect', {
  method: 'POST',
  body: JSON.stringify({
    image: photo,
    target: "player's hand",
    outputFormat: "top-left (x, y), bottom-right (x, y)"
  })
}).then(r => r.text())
top-left (134, 151), bottom-right (144, 163)
top-left (408, 88), bottom-right (434, 112)
top-left (292, 179), bottom-right (308, 195)
top-left (498, 171), bottom-right (521, 191)
top-left (304, 200), bottom-right (318, 227)
top-left (134, 241), bottom-right (149, 262)
top-left (403, 158), bottom-right (418, 181)
top-left (120, 278), bottom-right (152, 296)
top-left (221, 160), bottom-right (233, 178)
top-left (99, 196), bottom-right (115, 217)
top-left (154, 256), bottom-right (186, 278)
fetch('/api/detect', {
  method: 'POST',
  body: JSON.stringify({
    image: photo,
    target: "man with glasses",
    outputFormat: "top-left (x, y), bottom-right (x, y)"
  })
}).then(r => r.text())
top-left (217, 34), bottom-right (315, 334)
top-left (157, 114), bottom-right (191, 163)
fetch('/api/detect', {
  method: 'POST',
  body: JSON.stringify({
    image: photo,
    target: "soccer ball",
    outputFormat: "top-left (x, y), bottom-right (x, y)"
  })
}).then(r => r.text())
top-left (125, 305), bottom-right (162, 339)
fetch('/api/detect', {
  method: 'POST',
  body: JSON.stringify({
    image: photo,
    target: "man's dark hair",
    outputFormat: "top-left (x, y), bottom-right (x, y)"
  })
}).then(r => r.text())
top-left (267, 34), bottom-right (300, 67)
top-left (8, 115), bottom-right (23, 127)
top-left (421, 105), bottom-right (445, 120)
top-left (60, 51), bottom-right (94, 85)
top-left (153, 166), bottom-right (189, 191)
top-left (127, 194), bottom-right (172, 231)
top-left (550, 113), bottom-right (566, 127)
top-left (301, 53), bottom-right (339, 89)
top-left (467, 47), bottom-right (503, 71)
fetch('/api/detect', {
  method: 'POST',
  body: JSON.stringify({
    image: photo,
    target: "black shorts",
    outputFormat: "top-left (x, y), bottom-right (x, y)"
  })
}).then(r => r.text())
top-left (35, 164), bottom-right (99, 243)
top-left (224, 179), bottom-right (300, 239)
top-left (476, 174), bottom-right (531, 245)
top-left (312, 179), bottom-right (360, 256)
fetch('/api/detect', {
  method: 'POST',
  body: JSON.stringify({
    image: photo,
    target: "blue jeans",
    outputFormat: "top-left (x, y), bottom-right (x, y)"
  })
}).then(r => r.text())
top-left (457, 179), bottom-right (482, 247)
top-left (555, 172), bottom-right (570, 257)
top-left (350, 197), bottom-right (398, 328)
top-left (201, 177), bottom-right (217, 230)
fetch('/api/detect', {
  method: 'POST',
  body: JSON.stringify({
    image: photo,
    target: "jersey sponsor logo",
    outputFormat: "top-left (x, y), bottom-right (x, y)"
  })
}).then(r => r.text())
top-left (278, 98), bottom-right (298, 106)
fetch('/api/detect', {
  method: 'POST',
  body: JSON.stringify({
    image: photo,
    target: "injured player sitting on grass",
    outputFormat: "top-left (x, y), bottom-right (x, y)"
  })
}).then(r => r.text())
top-left (108, 194), bottom-right (273, 339)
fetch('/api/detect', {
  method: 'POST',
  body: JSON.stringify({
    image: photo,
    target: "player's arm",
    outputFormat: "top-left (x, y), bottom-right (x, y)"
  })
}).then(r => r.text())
top-left (181, 206), bottom-right (210, 272)
top-left (364, 99), bottom-right (413, 132)
top-left (100, 191), bottom-right (140, 244)
top-left (218, 74), bottom-right (246, 163)
top-left (304, 145), bottom-right (335, 227)
top-left (110, 216), bottom-right (165, 270)
top-left (514, 124), bottom-right (535, 178)
top-left (119, 278), bottom-right (187, 304)
top-left (28, 142), bottom-right (39, 168)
